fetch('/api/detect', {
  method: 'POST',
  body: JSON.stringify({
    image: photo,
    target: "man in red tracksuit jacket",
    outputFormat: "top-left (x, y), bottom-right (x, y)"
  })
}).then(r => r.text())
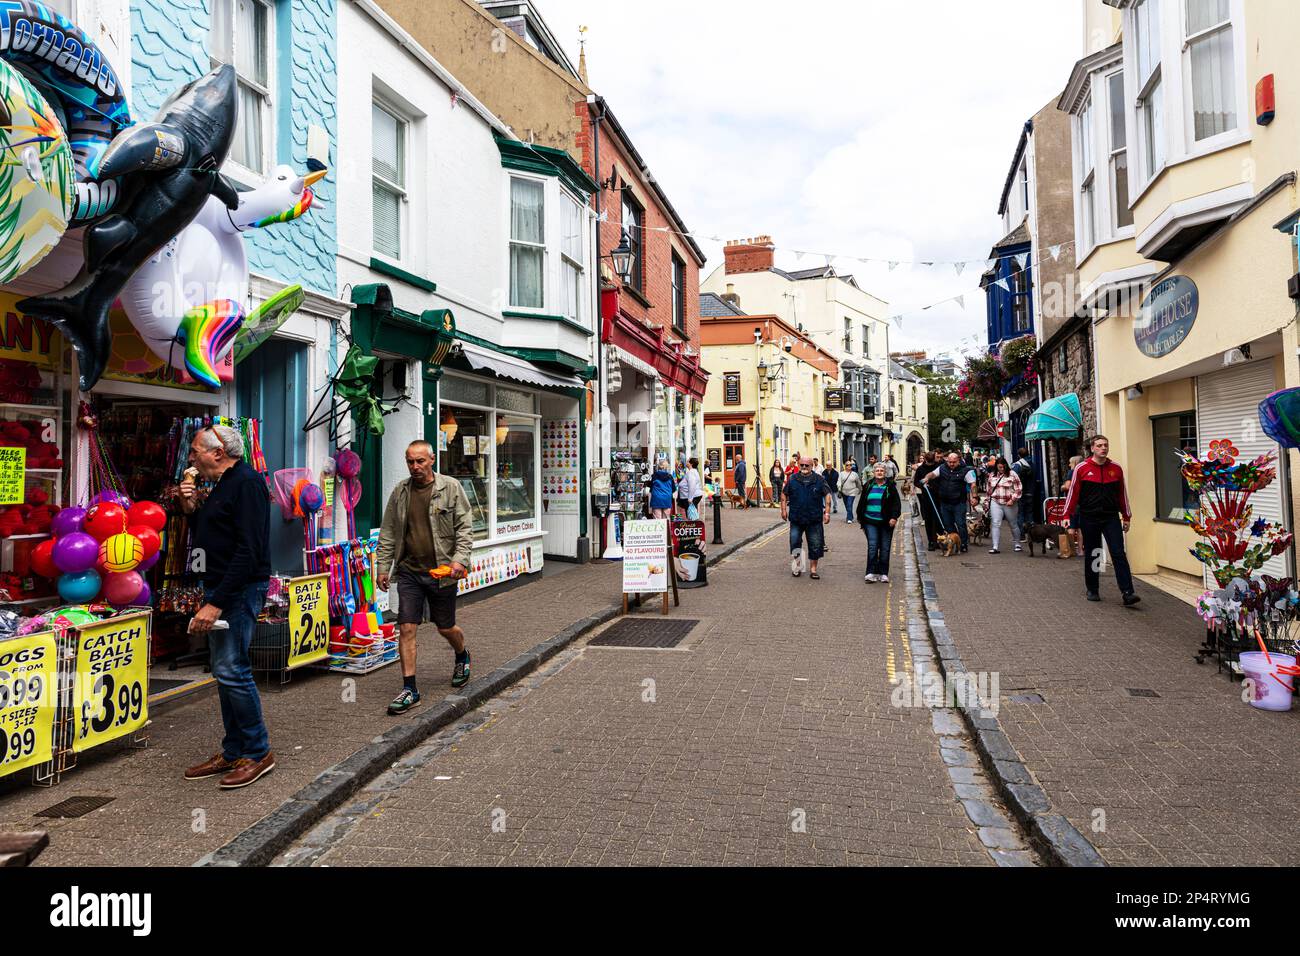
top-left (1063, 434), bottom-right (1140, 607)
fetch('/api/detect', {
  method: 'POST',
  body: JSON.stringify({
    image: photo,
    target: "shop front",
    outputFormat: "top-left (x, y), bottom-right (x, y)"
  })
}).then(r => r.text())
top-left (1094, 186), bottom-right (1300, 582)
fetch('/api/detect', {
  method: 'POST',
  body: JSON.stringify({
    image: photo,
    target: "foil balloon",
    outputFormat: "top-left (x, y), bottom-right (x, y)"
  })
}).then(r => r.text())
top-left (117, 164), bottom-right (321, 388)
top-left (0, 59), bottom-right (73, 282)
top-left (1259, 388), bottom-right (1300, 449)
top-left (0, 1), bottom-right (133, 225)
top-left (19, 64), bottom-right (238, 391)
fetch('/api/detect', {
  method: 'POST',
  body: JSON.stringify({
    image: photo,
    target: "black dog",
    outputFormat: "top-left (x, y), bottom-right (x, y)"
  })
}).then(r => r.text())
top-left (1024, 523), bottom-right (1067, 556)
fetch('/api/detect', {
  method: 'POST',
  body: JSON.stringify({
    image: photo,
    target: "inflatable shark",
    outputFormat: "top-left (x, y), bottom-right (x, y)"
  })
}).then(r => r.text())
top-left (118, 164), bottom-right (325, 388)
top-left (18, 64), bottom-right (239, 390)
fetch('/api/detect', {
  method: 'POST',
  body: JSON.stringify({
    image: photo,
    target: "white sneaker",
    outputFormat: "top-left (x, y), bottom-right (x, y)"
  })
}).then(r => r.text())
top-left (880, 574), bottom-right (889, 583)
top-left (865, 573), bottom-right (878, 582)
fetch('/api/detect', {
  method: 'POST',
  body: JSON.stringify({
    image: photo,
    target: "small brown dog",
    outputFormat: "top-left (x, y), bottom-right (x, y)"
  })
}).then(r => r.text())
top-left (1025, 523), bottom-right (1068, 556)
top-left (942, 531), bottom-right (962, 556)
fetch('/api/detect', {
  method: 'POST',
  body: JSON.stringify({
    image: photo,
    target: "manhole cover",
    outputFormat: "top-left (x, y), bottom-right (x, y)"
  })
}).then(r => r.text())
top-left (590, 618), bottom-right (699, 648)
top-left (1007, 693), bottom-right (1045, 704)
top-left (36, 795), bottom-right (115, 818)
top-left (1126, 688), bottom-right (1161, 698)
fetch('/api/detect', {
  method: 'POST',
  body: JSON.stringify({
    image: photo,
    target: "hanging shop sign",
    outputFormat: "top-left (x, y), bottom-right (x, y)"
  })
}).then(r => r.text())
top-left (541, 418), bottom-right (580, 515)
top-left (622, 519), bottom-right (669, 594)
top-left (670, 518), bottom-right (708, 589)
top-left (0, 631), bottom-right (57, 778)
top-left (824, 388), bottom-right (846, 411)
top-left (73, 612), bottom-right (149, 753)
top-left (288, 573), bottom-right (330, 669)
top-left (0, 446), bottom-right (24, 504)
top-left (723, 372), bottom-right (741, 405)
top-left (1134, 275), bottom-right (1198, 358)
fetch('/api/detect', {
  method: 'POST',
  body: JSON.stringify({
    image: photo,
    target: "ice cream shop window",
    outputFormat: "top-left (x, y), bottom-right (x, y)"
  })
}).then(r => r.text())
top-left (495, 414), bottom-right (536, 533)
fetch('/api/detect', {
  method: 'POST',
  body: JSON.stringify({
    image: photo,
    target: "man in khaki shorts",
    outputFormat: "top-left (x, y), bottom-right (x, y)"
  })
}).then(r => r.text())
top-left (376, 441), bottom-right (474, 715)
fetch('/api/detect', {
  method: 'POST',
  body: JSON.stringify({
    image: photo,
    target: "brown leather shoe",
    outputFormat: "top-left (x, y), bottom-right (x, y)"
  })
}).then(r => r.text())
top-left (218, 752), bottom-right (275, 790)
top-left (184, 753), bottom-right (236, 780)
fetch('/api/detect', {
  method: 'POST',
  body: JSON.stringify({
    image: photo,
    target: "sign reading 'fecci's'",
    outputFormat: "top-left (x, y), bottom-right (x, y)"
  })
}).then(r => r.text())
top-left (1134, 275), bottom-right (1198, 358)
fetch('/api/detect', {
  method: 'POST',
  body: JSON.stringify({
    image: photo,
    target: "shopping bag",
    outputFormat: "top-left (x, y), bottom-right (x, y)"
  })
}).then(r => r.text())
top-left (687, 503), bottom-right (700, 521)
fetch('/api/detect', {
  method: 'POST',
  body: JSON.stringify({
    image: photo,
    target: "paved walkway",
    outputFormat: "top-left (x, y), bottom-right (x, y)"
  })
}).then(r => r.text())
top-left (278, 516), bottom-right (1002, 867)
top-left (0, 507), bottom-right (781, 866)
top-left (922, 525), bottom-right (1300, 866)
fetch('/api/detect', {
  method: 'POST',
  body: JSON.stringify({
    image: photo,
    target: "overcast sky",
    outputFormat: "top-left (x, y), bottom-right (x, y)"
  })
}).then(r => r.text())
top-left (536, 0), bottom-right (1084, 359)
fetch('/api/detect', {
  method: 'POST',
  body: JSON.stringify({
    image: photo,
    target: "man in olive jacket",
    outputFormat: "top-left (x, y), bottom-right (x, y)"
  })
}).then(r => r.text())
top-left (376, 441), bottom-right (475, 715)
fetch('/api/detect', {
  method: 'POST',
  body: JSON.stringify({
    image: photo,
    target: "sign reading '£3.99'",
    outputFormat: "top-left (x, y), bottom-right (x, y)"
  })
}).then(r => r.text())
top-left (0, 632), bottom-right (56, 778)
top-left (74, 613), bottom-right (149, 753)
top-left (288, 573), bottom-right (330, 669)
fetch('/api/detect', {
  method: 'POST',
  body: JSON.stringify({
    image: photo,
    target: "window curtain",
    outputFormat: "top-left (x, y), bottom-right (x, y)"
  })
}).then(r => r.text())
top-left (510, 179), bottom-right (544, 308)
top-left (1187, 0), bottom-right (1235, 141)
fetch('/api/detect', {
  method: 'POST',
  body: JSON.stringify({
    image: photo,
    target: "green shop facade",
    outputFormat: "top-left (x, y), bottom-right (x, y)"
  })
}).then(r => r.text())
top-left (349, 281), bottom-right (598, 598)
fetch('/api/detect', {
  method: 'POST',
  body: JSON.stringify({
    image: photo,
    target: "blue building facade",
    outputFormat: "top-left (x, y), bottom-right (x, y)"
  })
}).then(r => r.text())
top-left (984, 244), bottom-right (1034, 354)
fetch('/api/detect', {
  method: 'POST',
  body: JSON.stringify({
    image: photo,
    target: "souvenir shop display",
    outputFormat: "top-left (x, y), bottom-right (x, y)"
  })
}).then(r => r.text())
top-left (1181, 439), bottom-right (1300, 708)
top-left (305, 532), bottom-right (396, 674)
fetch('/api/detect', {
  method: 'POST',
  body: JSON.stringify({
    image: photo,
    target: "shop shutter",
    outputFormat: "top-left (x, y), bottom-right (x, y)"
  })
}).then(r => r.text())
top-left (1196, 360), bottom-right (1291, 582)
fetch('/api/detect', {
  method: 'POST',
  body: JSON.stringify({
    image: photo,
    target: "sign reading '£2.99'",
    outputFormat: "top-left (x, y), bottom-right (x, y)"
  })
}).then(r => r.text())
top-left (74, 613), bottom-right (149, 753)
top-left (0, 632), bottom-right (56, 778)
top-left (288, 573), bottom-right (330, 669)
top-left (1134, 275), bottom-right (1198, 358)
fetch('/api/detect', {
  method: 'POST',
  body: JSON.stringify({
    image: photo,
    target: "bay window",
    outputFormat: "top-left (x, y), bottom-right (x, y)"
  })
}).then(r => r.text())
top-left (1078, 92), bottom-right (1096, 252)
top-left (1133, 0), bottom-right (1164, 183)
top-left (509, 177), bottom-right (545, 309)
top-left (560, 192), bottom-right (585, 324)
top-left (1184, 0), bottom-right (1235, 141)
top-left (1107, 70), bottom-right (1133, 230)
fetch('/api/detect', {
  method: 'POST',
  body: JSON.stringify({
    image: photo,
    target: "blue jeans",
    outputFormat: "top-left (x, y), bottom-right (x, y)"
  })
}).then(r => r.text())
top-left (864, 521), bottom-right (894, 575)
top-left (789, 521), bottom-right (826, 561)
top-left (938, 500), bottom-right (968, 548)
top-left (1078, 514), bottom-right (1134, 596)
top-left (843, 494), bottom-right (855, 520)
top-left (205, 581), bottom-right (270, 761)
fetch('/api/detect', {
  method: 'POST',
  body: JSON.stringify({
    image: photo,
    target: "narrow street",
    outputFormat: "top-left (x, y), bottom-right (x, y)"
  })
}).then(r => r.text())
top-left (277, 516), bottom-right (1025, 867)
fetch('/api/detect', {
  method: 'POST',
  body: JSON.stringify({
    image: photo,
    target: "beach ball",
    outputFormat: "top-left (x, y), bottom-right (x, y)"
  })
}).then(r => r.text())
top-left (102, 570), bottom-right (143, 606)
top-left (84, 502), bottom-right (127, 541)
top-left (0, 60), bottom-right (73, 284)
top-left (99, 532), bottom-right (143, 572)
top-left (58, 568), bottom-right (101, 603)
top-left (51, 506), bottom-right (85, 537)
top-left (31, 537), bottom-right (57, 578)
top-left (126, 500), bottom-right (166, 533)
top-left (128, 524), bottom-right (160, 560)
top-left (47, 605), bottom-right (98, 629)
top-left (52, 531), bottom-right (98, 573)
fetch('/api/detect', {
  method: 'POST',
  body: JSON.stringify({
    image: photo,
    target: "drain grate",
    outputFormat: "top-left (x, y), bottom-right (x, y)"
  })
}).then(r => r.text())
top-left (1126, 688), bottom-right (1161, 698)
top-left (36, 795), bottom-right (115, 818)
top-left (1006, 693), bottom-right (1045, 704)
top-left (589, 618), bottom-right (699, 648)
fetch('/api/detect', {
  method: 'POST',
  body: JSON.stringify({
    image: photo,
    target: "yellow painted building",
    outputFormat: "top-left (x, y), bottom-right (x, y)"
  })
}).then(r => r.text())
top-left (1062, 0), bottom-right (1300, 585)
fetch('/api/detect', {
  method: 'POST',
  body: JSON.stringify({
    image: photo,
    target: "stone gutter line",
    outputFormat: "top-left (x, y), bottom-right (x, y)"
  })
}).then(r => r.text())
top-left (908, 520), bottom-right (1106, 868)
top-left (195, 516), bottom-right (785, 867)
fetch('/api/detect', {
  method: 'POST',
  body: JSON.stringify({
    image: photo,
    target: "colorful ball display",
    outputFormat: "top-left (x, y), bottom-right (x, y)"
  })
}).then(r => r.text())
top-left (127, 524), bottom-right (160, 560)
top-left (136, 550), bottom-right (161, 573)
top-left (298, 482), bottom-right (324, 514)
top-left (91, 488), bottom-right (131, 509)
top-left (126, 500), bottom-right (166, 533)
top-left (58, 568), bottom-right (101, 603)
top-left (52, 531), bottom-right (99, 573)
top-left (50, 506), bottom-right (86, 538)
top-left (102, 570), bottom-right (143, 606)
top-left (336, 449), bottom-right (362, 478)
top-left (30, 537), bottom-right (58, 578)
top-left (99, 532), bottom-right (143, 572)
top-left (134, 581), bottom-right (153, 607)
top-left (84, 502), bottom-right (127, 541)
top-left (46, 605), bottom-right (98, 628)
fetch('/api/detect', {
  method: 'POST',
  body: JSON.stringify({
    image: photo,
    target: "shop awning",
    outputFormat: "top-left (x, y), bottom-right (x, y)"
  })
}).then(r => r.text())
top-left (1025, 393), bottom-right (1083, 440)
top-left (612, 345), bottom-right (659, 380)
top-left (459, 341), bottom-right (583, 390)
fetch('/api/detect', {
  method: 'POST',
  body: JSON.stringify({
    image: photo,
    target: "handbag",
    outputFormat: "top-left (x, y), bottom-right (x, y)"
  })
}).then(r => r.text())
top-left (686, 503), bottom-right (700, 521)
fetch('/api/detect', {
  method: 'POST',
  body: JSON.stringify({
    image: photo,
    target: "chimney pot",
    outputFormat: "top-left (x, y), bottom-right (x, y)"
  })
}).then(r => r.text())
top-left (722, 234), bottom-right (776, 276)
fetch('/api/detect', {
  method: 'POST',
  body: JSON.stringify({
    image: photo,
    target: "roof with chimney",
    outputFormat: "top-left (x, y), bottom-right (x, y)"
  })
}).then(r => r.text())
top-left (770, 265), bottom-right (860, 288)
top-left (700, 292), bottom-right (746, 317)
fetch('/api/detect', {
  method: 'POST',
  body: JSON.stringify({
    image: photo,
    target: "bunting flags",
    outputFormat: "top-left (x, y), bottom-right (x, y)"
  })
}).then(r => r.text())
top-left (1049, 244), bottom-right (1062, 261)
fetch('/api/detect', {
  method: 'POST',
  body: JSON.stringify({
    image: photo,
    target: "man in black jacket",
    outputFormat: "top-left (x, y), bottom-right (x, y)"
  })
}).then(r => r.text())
top-left (923, 451), bottom-right (978, 553)
top-left (822, 462), bottom-right (840, 514)
top-left (180, 425), bottom-right (275, 790)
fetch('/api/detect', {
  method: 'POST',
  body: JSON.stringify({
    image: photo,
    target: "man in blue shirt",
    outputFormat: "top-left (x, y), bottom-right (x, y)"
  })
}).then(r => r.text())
top-left (782, 455), bottom-right (832, 579)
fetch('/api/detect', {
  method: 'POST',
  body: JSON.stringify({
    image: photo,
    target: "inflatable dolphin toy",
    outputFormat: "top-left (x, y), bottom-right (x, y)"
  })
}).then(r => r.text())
top-left (19, 64), bottom-right (238, 391)
top-left (118, 163), bottom-right (325, 387)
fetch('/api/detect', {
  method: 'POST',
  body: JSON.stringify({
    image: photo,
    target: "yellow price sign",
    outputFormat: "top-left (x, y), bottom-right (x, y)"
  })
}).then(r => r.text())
top-left (73, 612), bottom-right (149, 753)
top-left (0, 446), bottom-right (25, 505)
top-left (0, 632), bottom-right (56, 778)
top-left (288, 573), bottom-right (330, 669)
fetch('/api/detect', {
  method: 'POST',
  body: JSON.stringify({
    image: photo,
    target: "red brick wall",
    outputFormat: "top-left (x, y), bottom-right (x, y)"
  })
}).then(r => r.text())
top-left (576, 102), bottom-right (701, 353)
top-left (722, 239), bottom-right (775, 274)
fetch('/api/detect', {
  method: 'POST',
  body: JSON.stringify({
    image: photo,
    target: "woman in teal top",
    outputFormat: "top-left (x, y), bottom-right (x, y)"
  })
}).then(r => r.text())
top-left (856, 463), bottom-right (902, 583)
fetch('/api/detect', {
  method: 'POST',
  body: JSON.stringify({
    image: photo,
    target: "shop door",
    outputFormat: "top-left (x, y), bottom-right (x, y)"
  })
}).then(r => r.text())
top-left (723, 443), bottom-right (744, 489)
top-left (1197, 360), bottom-right (1291, 580)
top-left (237, 338), bottom-right (309, 575)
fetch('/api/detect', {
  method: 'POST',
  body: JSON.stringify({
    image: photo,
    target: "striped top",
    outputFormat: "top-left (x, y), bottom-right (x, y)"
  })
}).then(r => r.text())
top-left (863, 483), bottom-right (888, 519)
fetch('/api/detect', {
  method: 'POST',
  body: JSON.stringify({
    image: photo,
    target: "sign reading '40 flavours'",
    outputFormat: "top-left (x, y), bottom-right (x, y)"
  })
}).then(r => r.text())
top-left (0, 631), bottom-right (56, 778)
top-left (74, 612), bottom-right (149, 753)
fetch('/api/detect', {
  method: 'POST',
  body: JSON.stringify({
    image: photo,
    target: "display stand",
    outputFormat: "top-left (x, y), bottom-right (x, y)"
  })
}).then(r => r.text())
top-left (620, 520), bottom-right (679, 616)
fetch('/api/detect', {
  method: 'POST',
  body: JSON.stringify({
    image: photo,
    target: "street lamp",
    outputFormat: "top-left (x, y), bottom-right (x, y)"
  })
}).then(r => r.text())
top-left (604, 232), bottom-right (635, 285)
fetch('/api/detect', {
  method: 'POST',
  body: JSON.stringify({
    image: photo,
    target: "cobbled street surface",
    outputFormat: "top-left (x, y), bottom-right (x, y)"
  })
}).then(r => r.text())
top-left (281, 516), bottom-right (998, 866)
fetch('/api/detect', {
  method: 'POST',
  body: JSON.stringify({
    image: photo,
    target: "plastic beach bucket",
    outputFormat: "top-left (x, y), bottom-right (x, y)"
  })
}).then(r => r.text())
top-left (1238, 652), bottom-right (1297, 711)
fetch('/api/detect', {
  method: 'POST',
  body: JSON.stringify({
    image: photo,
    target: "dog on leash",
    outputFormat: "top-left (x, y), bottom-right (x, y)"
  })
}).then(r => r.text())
top-left (966, 509), bottom-right (990, 545)
top-left (942, 532), bottom-right (962, 557)
top-left (1025, 523), bottom-right (1068, 556)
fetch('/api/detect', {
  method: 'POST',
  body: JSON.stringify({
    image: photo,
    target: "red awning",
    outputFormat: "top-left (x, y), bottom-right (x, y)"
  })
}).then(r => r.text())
top-left (609, 310), bottom-right (708, 399)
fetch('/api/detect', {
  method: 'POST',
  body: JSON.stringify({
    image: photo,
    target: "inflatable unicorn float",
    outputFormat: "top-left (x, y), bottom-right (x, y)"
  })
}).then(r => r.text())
top-left (116, 163), bottom-right (325, 388)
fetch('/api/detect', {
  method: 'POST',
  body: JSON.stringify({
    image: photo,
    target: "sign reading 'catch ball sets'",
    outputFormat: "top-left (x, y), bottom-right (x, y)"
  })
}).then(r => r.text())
top-left (73, 612), bottom-right (149, 753)
top-left (1134, 275), bottom-right (1198, 358)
